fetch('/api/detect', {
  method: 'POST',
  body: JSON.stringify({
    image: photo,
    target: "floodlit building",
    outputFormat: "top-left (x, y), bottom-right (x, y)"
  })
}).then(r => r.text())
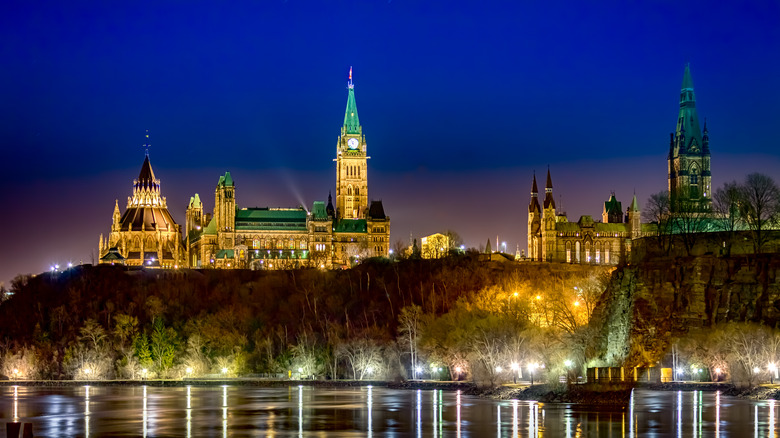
top-left (186, 70), bottom-right (390, 269)
top-left (527, 64), bottom-right (711, 264)
top-left (420, 233), bottom-right (450, 259)
top-left (98, 150), bottom-right (185, 268)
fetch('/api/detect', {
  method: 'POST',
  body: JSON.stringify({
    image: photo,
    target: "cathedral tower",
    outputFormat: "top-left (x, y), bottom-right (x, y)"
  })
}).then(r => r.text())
top-left (214, 172), bottom-right (235, 248)
top-left (527, 173), bottom-right (542, 261)
top-left (335, 68), bottom-right (369, 220)
top-left (668, 64), bottom-right (711, 212)
top-left (541, 169), bottom-right (557, 262)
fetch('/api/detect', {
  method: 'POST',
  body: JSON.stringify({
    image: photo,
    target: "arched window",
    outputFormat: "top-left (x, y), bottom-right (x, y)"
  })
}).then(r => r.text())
top-left (347, 185), bottom-right (353, 196)
top-left (565, 241), bottom-right (572, 263)
top-left (595, 242), bottom-right (601, 264)
top-left (585, 241), bottom-right (591, 263)
top-left (575, 241), bottom-right (581, 263)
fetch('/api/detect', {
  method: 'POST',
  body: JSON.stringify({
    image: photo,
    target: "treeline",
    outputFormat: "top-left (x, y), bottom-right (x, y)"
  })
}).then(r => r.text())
top-left (0, 256), bottom-right (608, 384)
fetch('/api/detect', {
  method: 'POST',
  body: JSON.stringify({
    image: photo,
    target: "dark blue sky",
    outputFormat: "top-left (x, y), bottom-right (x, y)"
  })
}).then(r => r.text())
top-left (1, 1), bottom-right (779, 284)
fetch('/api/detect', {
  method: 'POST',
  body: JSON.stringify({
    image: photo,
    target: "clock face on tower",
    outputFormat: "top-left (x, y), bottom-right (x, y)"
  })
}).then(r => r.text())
top-left (347, 138), bottom-right (359, 150)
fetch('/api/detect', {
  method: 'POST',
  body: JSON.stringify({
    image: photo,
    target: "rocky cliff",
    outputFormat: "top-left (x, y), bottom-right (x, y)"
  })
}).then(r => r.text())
top-left (593, 254), bottom-right (780, 366)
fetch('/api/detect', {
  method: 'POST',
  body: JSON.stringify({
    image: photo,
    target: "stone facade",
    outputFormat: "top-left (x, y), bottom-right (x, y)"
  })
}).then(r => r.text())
top-left (98, 155), bottom-right (185, 267)
top-left (527, 170), bottom-right (652, 265)
top-left (186, 72), bottom-right (390, 269)
top-left (528, 65), bottom-right (713, 265)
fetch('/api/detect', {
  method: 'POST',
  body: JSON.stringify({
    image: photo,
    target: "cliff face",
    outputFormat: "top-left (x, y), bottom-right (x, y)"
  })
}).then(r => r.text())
top-left (593, 254), bottom-right (780, 366)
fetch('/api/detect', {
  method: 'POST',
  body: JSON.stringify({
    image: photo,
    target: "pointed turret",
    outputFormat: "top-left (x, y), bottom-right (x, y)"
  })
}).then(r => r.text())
top-left (326, 192), bottom-right (335, 217)
top-left (485, 239), bottom-right (492, 254)
top-left (343, 67), bottom-right (361, 135)
top-left (675, 63), bottom-right (703, 153)
top-left (138, 155), bottom-right (156, 185)
top-left (529, 173), bottom-right (541, 213)
top-left (629, 194), bottom-right (639, 212)
top-left (543, 168), bottom-right (555, 209)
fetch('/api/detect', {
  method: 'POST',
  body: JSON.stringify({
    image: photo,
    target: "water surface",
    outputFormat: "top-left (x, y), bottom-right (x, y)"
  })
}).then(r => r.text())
top-left (1, 385), bottom-right (778, 437)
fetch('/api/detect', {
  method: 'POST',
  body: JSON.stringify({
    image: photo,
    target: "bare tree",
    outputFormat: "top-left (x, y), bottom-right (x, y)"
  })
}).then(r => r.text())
top-left (713, 181), bottom-right (743, 256)
top-left (397, 305), bottom-right (423, 379)
top-left (739, 173), bottom-right (780, 254)
top-left (644, 191), bottom-right (673, 254)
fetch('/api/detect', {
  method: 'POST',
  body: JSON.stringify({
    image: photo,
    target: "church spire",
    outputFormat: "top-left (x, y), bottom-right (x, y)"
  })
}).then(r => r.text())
top-left (343, 67), bottom-right (361, 134)
top-left (529, 173), bottom-right (540, 213)
top-left (675, 63), bottom-right (703, 152)
top-left (543, 168), bottom-right (555, 209)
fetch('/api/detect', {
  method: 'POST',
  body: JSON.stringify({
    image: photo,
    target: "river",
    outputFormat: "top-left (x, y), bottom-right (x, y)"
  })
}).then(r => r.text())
top-left (1, 385), bottom-right (777, 437)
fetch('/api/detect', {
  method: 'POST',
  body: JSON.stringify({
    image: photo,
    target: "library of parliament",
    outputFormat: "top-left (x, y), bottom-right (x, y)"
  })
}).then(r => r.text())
top-left (98, 71), bottom-right (390, 269)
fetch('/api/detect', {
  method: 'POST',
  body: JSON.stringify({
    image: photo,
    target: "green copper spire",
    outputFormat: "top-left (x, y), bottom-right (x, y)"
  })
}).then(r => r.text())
top-left (676, 63), bottom-right (703, 151)
top-left (343, 66), bottom-right (361, 135)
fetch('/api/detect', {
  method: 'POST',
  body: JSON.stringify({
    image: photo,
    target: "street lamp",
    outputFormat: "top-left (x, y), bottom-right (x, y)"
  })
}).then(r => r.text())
top-left (186, 367), bottom-right (193, 377)
top-left (222, 367), bottom-right (229, 375)
top-left (510, 363), bottom-right (519, 384)
top-left (770, 363), bottom-right (778, 384)
top-left (528, 363), bottom-right (539, 385)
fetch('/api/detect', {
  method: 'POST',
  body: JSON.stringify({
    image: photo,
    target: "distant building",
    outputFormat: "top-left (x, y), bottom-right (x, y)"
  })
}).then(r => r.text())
top-left (527, 64), bottom-right (713, 264)
top-left (98, 154), bottom-right (185, 267)
top-left (527, 170), bottom-right (652, 264)
top-left (668, 64), bottom-right (712, 212)
top-left (185, 71), bottom-right (390, 269)
top-left (420, 233), bottom-right (450, 259)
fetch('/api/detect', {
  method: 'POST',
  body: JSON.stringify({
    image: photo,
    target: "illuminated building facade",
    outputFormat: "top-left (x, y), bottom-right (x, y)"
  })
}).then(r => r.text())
top-left (186, 71), bottom-right (390, 269)
top-left (420, 233), bottom-right (450, 259)
top-left (98, 153), bottom-right (185, 267)
top-left (528, 65), bottom-right (713, 263)
top-left (527, 170), bottom-right (652, 264)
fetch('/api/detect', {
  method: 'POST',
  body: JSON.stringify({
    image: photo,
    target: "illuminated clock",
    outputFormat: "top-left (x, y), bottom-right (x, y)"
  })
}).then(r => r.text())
top-left (347, 138), bottom-right (359, 149)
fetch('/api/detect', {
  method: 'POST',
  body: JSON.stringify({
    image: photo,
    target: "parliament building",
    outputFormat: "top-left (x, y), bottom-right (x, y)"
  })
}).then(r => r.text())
top-left (527, 64), bottom-right (710, 264)
top-left (99, 72), bottom-right (390, 269)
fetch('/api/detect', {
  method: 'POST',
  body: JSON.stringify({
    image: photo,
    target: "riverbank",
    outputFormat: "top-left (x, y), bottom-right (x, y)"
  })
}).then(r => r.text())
top-left (0, 378), bottom-right (475, 390)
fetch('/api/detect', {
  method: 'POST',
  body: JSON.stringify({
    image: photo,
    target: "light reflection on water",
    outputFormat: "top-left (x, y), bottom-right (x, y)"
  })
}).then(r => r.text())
top-left (3, 386), bottom-right (780, 436)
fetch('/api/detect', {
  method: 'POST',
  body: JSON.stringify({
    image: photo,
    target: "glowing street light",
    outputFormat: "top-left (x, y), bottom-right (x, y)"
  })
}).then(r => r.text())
top-left (495, 366), bottom-right (503, 373)
top-left (12, 368), bottom-right (19, 379)
top-left (770, 363), bottom-right (778, 384)
top-left (366, 366), bottom-right (374, 375)
top-left (528, 363), bottom-right (539, 385)
top-left (186, 367), bottom-right (193, 376)
top-left (222, 367), bottom-right (228, 375)
top-left (753, 367), bottom-right (761, 374)
top-left (510, 362), bottom-right (519, 384)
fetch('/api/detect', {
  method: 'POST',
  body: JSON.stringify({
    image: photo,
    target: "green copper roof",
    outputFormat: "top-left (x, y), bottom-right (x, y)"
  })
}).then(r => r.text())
top-left (629, 194), bottom-right (639, 212)
top-left (216, 249), bottom-right (234, 259)
top-left (682, 63), bottom-right (694, 90)
top-left (191, 193), bottom-right (201, 208)
top-left (235, 207), bottom-right (307, 231)
top-left (202, 218), bottom-right (217, 235)
top-left (334, 219), bottom-right (367, 233)
top-left (343, 84), bottom-right (361, 134)
top-left (311, 201), bottom-right (328, 220)
top-left (218, 172), bottom-right (234, 187)
top-left (676, 64), bottom-right (703, 151)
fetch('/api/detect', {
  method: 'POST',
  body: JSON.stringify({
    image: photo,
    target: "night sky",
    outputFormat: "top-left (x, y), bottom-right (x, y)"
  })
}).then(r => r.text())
top-left (1, 1), bottom-right (779, 285)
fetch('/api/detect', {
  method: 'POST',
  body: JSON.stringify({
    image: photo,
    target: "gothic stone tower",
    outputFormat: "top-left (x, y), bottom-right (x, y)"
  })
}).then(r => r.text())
top-left (214, 172), bottom-right (236, 248)
top-left (668, 64), bottom-right (712, 212)
top-left (335, 68), bottom-right (369, 220)
top-left (541, 169), bottom-right (557, 262)
top-left (527, 173), bottom-right (542, 261)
